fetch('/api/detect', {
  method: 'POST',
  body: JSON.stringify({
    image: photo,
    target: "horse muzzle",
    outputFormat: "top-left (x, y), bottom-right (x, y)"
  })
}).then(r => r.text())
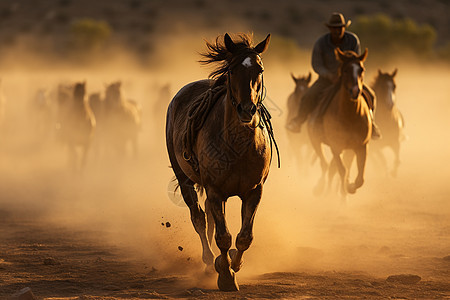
top-left (236, 103), bottom-right (257, 123)
top-left (349, 86), bottom-right (361, 100)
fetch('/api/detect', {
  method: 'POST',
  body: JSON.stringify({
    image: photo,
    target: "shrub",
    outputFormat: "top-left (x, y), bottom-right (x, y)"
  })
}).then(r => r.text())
top-left (70, 18), bottom-right (112, 52)
top-left (351, 14), bottom-right (437, 60)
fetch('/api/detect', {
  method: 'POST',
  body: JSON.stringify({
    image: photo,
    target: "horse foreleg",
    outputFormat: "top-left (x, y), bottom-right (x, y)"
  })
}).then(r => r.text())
top-left (331, 150), bottom-right (348, 198)
top-left (343, 150), bottom-right (355, 171)
top-left (327, 158), bottom-right (338, 195)
top-left (209, 193), bottom-right (238, 291)
top-left (231, 185), bottom-right (262, 273)
top-left (348, 146), bottom-right (367, 194)
top-left (179, 181), bottom-right (214, 267)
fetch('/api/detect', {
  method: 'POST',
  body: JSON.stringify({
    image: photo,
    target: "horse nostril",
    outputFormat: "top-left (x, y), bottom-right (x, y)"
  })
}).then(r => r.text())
top-left (236, 103), bottom-right (243, 113)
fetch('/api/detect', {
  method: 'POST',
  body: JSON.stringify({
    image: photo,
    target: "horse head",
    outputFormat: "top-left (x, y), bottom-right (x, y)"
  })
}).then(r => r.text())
top-left (375, 69), bottom-right (397, 109)
top-left (105, 81), bottom-right (122, 105)
top-left (73, 81), bottom-right (86, 101)
top-left (335, 48), bottom-right (368, 100)
top-left (291, 72), bottom-right (311, 98)
top-left (224, 33), bottom-right (270, 123)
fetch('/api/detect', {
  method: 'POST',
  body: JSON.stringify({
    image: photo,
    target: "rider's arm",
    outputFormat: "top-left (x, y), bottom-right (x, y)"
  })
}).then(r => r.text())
top-left (311, 38), bottom-right (334, 82)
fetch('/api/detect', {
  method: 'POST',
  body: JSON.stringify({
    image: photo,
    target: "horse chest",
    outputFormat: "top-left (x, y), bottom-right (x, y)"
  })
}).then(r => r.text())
top-left (324, 107), bottom-right (370, 148)
top-left (196, 128), bottom-right (270, 192)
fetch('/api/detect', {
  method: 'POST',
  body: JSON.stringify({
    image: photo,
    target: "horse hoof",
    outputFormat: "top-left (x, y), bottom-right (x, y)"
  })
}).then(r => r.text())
top-left (229, 249), bottom-right (243, 272)
top-left (217, 269), bottom-right (239, 291)
top-left (347, 183), bottom-right (357, 194)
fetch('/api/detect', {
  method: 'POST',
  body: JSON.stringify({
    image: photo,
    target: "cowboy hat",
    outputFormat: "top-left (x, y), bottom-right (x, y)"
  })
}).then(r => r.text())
top-left (325, 12), bottom-right (351, 28)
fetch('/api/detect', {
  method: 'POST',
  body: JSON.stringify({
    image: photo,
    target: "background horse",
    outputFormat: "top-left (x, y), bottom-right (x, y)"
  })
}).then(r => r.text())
top-left (166, 33), bottom-right (272, 291)
top-left (57, 82), bottom-right (96, 171)
top-left (371, 69), bottom-right (405, 177)
top-left (103, 81), bottom-right (142, 158)
top-left (308, 48), bottom-right (371, 198)
top-left (286, 72), bottom-right (312, 171)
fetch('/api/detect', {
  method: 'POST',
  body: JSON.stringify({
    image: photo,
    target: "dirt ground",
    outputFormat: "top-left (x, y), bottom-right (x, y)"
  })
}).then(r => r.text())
top-left (0, 215), bottom-right (449, 299)
top-left (0, 48), bottom-right (450, 299)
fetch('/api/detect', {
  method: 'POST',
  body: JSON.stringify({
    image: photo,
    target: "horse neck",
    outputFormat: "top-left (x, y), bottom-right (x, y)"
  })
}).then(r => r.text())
top-left (222, 92), bottom-right (259, 143)
top-left (374, 84), bottom-right (394, 111)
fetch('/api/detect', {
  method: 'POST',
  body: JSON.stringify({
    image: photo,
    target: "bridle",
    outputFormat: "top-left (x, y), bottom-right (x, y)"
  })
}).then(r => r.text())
top-left (226, 56), bottom-right (280, 168)
top-left (341, 61), bottom-right (364, 102)
top-left (227, 69), bottom-right (266, 129)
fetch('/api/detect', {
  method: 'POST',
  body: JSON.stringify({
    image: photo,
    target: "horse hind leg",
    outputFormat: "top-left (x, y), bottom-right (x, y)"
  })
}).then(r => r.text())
top-left (178, 178), bottom-right (215, 267)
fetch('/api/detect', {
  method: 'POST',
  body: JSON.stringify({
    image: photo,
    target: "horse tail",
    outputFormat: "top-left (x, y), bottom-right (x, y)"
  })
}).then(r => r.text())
top-left (171, 176), bottom-right (205, 198)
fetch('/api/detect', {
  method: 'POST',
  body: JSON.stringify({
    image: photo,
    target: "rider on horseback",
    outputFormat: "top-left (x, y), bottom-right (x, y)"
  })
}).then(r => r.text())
top-left (287, 12), bottom-right (381, 139)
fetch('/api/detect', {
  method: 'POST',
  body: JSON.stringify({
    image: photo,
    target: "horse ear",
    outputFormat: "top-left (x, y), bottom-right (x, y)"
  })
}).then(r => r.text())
top-left (335, 47), bottom-right (345, 62)
top-left (307, 72), bottom-right (312, 83)
top-left (392, 68), bottom-right (398, 77)
top-left (378, 69), bottom-right (382, 76)
top-left (254, 34), bottom-right (271, 54)
top-left (224, 33), bottom-right (237, 53)
top-left (290, 72), bottom-right (297, 83)
top-left (359, 48), bottom-right (368, 62)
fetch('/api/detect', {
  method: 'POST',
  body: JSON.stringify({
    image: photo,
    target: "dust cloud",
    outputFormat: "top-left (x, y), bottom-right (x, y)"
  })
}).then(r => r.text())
top-left (0, 33), bottom-right (449, 286)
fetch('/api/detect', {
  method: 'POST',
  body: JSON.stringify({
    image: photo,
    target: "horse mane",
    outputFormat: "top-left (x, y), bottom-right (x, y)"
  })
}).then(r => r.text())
top-left (199, 33), bottom-right (257, 86)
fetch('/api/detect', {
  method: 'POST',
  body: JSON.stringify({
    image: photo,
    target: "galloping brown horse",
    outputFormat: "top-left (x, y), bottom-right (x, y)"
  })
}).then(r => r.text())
top-left (371, 69), bottom-right (405, 177)
top-left (166, 33), bottom-right (274, 291)
top-left (308, 48), bottom-right (371, 197)
top-left (286, 72), bottom-right (312, 169)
